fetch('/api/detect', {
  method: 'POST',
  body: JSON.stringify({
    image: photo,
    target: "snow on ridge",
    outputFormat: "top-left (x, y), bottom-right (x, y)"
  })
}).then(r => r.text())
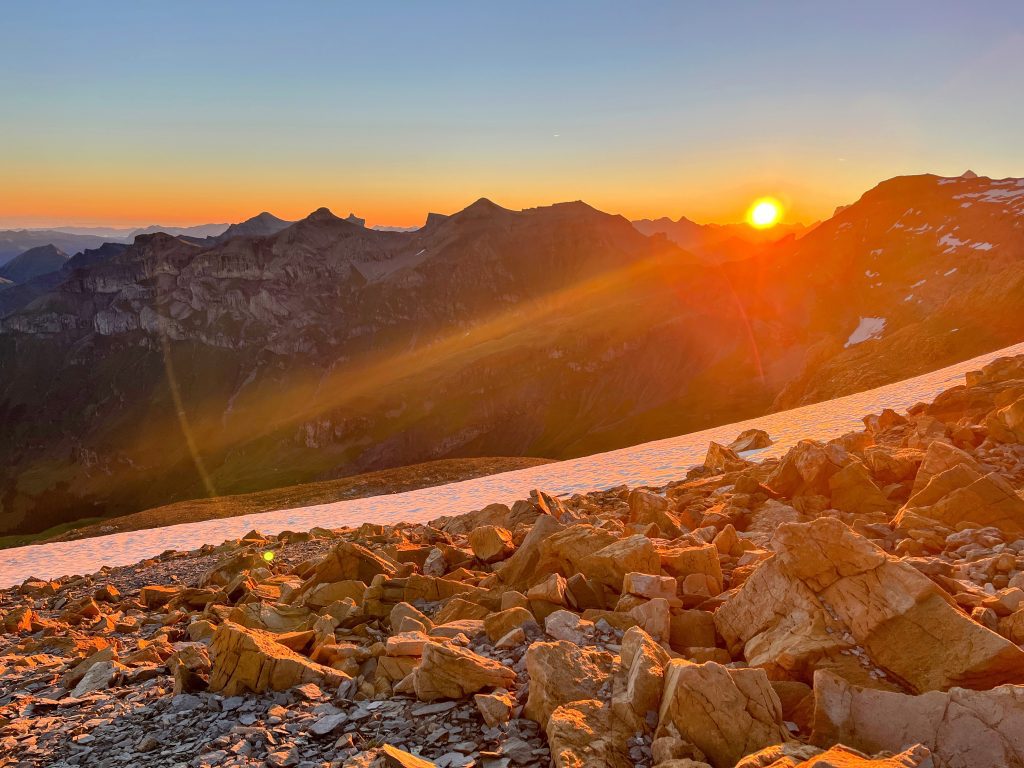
top-left (844, 317), bottom-right (886, 348)
top-left (3, 340), bottom-right (1024, 586)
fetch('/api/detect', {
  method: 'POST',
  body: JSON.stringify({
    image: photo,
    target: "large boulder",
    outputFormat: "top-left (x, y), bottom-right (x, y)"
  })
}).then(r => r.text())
top-left (611, 626), bottom-right (670, 738)
top-left (524, 640), bottom-right (614, 727)
top-left (655, 660), bottom-right (788, 768)
top-left (292, 542), bottom-right (398, 603)
top-left (547, 699), bottom-right (631, 768)
top-left (812, 670), bottom-right (1024, 768)
top-left (714, 518), bottom-right (1024, 692)
top-left (580, 534), bottom-right (661, 590)
top-left (738, 743), bottom-right (933, 768)
top-left (895, 469), bottom-right (1024, 536)
top-left (208, 621), bottom-right (349, 695)
top-left (411, 642), bottom-right (516, 701)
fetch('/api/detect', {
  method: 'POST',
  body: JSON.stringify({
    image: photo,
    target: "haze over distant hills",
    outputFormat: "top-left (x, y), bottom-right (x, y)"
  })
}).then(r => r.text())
top-left (1, 171), bottom-right (1021, 536)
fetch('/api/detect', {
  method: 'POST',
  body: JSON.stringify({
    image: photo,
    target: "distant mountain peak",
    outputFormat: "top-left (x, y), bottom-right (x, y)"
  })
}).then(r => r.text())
top-left (961, 169), bottom-right (979, 179)
top-left (0, 243), bottom-right (70, 284)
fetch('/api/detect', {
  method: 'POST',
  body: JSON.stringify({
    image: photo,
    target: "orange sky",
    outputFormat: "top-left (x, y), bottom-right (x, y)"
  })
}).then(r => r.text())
top-left (4, 4), bottom-right (1022, 230)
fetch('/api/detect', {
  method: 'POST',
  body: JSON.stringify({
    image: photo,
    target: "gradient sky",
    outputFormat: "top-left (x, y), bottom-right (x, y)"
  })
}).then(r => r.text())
top-left (2, 2), bottom-right (1023, 229)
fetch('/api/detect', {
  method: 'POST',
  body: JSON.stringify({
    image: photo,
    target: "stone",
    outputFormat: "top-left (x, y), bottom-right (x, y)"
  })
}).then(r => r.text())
top-left (729, 428), bottom-right (773, 453)
top-left (385, 631), bottom-right (430, 656)
top-left (611, 627), bottom-right (670, 738)
top-left (484, 606), bottom-right (536, 642)
top-left (899, 469), bottom-right (1024, 536)
top-left (624, 572), bottom-right (678, 601)
top-left (544, 610), bottom-right (596, 644)
top-left (139, 584), bottom-right (182, 608)
top-left (207, 621), bottom-right (349, 695)
top-left (474, 690), bottom-right (515, 727)
top-left (628, 490), bottom-right (685, 538)
top-left (704, 441), bottom-right (747, 473)
top-left (547, 699), bottom-right (631, 768)
top-left (828, 460), bottom-right (891, 516)
top-left (71, 660), bottom-right (118, 696)
top-left (492, 515), bottom-right (565, 589)
top-left (812, 670), bottom-right (1024, 768)
top-left (714, 517), bottom-right (1024, 692)
top-left (581, 534), bottom-right (660, 590)
top-left (526, 572), bottom-right (568, 605)
top-left (412, 642), bottom-right (516, 701)
top-left (658, 543), bottom-right (723, 595)
top-left (524, 640), bottom-right (614, 727)
top-left (656, 660), bottom-right (788, 768)
top-left (293, 542), bottom-right (398, 603)
top-left (469, 525), bottom-right (515, 563)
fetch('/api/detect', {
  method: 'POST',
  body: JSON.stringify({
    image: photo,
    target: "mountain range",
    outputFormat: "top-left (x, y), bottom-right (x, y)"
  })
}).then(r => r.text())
top-left (0, 171), bottom-right (1021, 536)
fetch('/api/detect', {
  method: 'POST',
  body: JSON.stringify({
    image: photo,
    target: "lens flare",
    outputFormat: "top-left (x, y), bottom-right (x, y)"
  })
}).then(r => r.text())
top-left (262, 551), bottom-right (275, 562)
top-left (746, 197), bottom-right (783, 229)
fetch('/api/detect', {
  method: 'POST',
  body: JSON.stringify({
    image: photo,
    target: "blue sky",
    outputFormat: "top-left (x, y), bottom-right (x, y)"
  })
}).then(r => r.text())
top-left (2, 1), bottom-right (1022, 227)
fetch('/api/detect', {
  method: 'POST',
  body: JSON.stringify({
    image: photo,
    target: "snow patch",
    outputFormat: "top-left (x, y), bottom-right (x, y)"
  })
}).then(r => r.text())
top-left (910, 279), bottom-right (927, 288)
top-left (944, 267), bottom-right (958, 276)
top-left (844, 317), bottom-right (886, 348)
top-left (971, 242), bottom-right (993, 251)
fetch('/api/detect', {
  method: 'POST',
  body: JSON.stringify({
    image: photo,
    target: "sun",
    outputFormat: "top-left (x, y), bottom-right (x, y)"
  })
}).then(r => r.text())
top-left (746, 197), bottom-right (783, 229)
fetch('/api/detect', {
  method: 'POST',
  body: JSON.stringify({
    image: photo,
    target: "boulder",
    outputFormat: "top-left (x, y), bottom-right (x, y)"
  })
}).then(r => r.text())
top-left (655, 660), bottom-right (788, 768)
top-left (827, 460), bottom-right (891, 516)
top-left (581, 534), bottom-right (661, 590)
top-left (208, 621), bottom-right (349, 695)
top-left (547, 699), bottom-right (631, 768)
top-left (491, 515), bottom-right (564, 589)
top-left (412, 642), bottom-right (516, 701)
top-left (629, 490), bottom-right (685, 537)
top-left (767, 440), bottom-right (849, 498)
top-left (704, 442), bottom-right (747, 473)
top-left (524, 640), bottom-right (614, 727)
top-left (737, 743), bottom-right (933, 768)
top-left (294, 542), bottom-right (398, 603)
top-left (986, 394), bottom-right (1024, 443)
top-left (469, 525), bottom-right (515, 563)
top-left (729, 429), bottom-right (773, 453)
top-left (897, 469), bottom-right (1024, 536)
top-left (714, 517), bottom-right (1024, 692)
top-left (611, 627), bottom-right (670, 738)
top-left (812, 670), bottom-right (1024, 768)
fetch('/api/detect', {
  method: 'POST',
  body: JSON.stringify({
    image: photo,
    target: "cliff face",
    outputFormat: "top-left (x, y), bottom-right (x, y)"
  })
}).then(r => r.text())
top-left (1, 176), bottom-right (1022, 535)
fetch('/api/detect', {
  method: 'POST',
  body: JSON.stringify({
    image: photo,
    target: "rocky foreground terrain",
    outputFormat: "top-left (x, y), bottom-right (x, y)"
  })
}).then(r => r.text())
top-left (5, 354), bottom-right (1024, 767)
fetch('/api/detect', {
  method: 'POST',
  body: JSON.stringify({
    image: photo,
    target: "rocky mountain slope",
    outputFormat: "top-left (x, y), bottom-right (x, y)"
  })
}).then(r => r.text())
top-left (0, 173), bottom-right (1021, 536)
top-left (4, 352), bottom-right (1024, 767)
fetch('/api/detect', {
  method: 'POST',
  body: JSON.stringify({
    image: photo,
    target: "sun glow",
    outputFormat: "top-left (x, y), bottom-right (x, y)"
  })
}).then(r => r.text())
top-left (746, 197), bottom-right (783, 229)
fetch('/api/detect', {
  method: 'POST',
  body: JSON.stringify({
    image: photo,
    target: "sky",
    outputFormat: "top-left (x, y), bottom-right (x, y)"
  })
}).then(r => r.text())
top-left (2, 1), bottom-right (1023, 229)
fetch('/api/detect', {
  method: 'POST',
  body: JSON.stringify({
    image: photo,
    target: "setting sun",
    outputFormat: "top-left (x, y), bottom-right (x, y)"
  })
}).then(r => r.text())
top-left (747, 197), bottom-right (783, 229)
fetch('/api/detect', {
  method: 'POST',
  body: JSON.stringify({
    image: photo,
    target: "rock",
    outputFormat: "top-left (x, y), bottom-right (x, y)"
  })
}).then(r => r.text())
top-left (658, 543), bottom-right (723, 595)
top-left (469, 525), bottom-right (515, 563)
top-left (581, 534), bottom-right (661, 589)
top-left (207, 621), bottom-right (349, 695)
top-left (3, 605), bottom-right (35, 633)
top-left (492, 514), bottom-right (565, 589)
top-left (385, 631), bottom-right (430, 656)
top-left (656, 660), bottom-right (788, 768)
top-left (475, 690), bottom-right (515, 727)
top-left (827, 460), bottom-right (891, 516)
top-left (412, 642), bottom-right (516, 701)
top-left (71, 660), bottom-right (118, 696)
top-left (714, 517), bottom-right (1024, 692)
top-left (767, 440), bottom-right (849, 498)
top-left (812, 670), bottom-right (1024, 768)
top-left (729, 429), bottom-right (773, 453)
top-left (547, 699), bottom-right (630, 768)
top-left (986, 394), bottom-right (1024, 444)
top-left (624, 572), bottom-right (678, 601)
top-left (704, 442), bottom-right (747, 473)
top-left (294, 542), bottom-right (398, 602)
top-left (168, 644), bottom-right (211, 694)
top-left (737, 743), bottom-right (933, 767)
top-left (897, 469), bottom-right (1024, 536)
top-left (139, 584), bottom-right (182, 608)
top-left (628, 490), bottom-right (685, 537)
top-left (544, 610), bottom-right (596, 644)
top-left (524, 640), bottom-right (614, 727)
top-left (526, 572), bottom-right (568, 604)
top-left (484, 606), bottom-right (536, 642)
top-left (611, 627), bottom-right (670, 738)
